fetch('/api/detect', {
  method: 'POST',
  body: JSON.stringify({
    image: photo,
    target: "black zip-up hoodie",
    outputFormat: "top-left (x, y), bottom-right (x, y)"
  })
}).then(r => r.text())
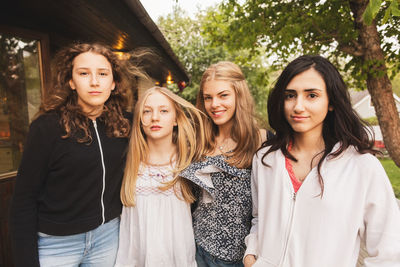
top-left (10, 112), bottom-right (130, 267)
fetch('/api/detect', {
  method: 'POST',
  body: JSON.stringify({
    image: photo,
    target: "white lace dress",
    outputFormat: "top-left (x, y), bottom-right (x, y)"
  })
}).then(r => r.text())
top-left (115, 164), bottom-right (197, 267)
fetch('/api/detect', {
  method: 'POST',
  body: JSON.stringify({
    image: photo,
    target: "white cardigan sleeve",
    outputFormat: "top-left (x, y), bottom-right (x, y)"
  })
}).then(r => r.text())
top-left (362, 157), bottom-right (400, 266)
top-left (244, 154), bottom-right (260, 259)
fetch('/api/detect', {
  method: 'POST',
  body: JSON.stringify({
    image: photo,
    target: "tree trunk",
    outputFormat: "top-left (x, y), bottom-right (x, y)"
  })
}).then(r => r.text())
top-left (350, 0), bottom-right (400, 167)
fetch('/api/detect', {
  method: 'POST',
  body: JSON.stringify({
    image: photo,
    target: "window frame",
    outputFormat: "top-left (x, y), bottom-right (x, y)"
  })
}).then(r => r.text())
top-left (0, 25), bottom-right (51, 179)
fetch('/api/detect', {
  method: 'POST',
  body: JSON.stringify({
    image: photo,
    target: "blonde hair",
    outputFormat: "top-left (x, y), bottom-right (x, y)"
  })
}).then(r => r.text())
top-left (197, 61), bottom-right (261, 168)
top-left (121, 87), bottom-right (205, 206)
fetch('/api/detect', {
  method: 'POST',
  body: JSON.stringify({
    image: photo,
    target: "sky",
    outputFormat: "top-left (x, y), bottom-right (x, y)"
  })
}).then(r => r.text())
top-left (140, 0), bottom-right (221, 21)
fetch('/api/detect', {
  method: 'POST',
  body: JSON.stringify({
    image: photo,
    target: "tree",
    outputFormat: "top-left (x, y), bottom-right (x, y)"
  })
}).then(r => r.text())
top-left (205, 0), bottom-right (400, 166)
top-left (158, 7), bottom-right (227, 103)
top-left (363, 0), bottom-right (400, 25)
top-left (157, 6), bottom-right (270, 126)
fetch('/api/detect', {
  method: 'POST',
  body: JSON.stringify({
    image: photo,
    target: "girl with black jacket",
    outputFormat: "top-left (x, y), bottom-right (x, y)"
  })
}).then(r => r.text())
top-left (10, 42), bottom-right (143, 267)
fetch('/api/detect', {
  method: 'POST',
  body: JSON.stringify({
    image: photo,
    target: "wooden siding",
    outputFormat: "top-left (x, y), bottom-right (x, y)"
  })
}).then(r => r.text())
top-left (0, 177), bottom-right (15, 267)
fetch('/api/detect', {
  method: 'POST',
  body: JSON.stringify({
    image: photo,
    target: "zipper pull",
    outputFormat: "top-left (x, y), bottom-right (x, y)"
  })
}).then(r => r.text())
top-left (92, 120), bottom-right (97, 127)
top-left (293, 192), bottom-right (297, 201)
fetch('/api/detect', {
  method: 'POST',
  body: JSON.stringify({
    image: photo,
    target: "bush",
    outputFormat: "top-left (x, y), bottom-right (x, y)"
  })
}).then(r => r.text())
top-left (364, 117), bottom-right (379, 125)
top-left (380, 158), bottom-right (400, 199)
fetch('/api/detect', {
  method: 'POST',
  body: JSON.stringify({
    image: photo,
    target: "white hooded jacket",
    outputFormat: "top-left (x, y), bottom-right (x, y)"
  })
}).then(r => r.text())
top-left (245, 144), bottom-right (400, 267)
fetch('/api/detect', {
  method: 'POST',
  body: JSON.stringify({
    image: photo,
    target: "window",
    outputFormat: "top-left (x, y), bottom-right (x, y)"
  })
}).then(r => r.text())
top-left (0, 34), bottom-right (42, 174)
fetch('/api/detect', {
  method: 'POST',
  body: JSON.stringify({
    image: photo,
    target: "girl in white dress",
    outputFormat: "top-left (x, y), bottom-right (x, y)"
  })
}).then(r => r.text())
top-left (115, 86), bottom-right (205, 267)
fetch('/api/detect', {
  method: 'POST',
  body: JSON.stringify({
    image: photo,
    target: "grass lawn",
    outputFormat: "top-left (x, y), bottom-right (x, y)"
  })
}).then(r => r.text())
top-left (380, 158), bottom-right (400, 198)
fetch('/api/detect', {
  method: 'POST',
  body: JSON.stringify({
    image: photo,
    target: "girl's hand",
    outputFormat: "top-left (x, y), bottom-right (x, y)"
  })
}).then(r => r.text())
top-left (244, 254), bottom-right (257, 267)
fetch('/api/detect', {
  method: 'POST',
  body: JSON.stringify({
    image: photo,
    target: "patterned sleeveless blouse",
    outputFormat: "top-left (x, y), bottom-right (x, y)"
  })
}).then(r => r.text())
top-left (180, 154), bottom-right (252, 262)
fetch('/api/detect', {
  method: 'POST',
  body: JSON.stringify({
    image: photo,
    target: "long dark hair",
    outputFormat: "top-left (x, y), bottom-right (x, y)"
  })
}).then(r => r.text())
top-left (262, 55), bottom-right (376, 195)
top-left (40, 42), bottom-right (144, 143)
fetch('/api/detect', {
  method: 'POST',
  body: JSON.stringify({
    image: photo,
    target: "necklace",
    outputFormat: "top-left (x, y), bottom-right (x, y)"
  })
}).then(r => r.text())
top-left (145, 153), bottom-right (177, 167)
top-left (217, 137), bottom-right (231, 152)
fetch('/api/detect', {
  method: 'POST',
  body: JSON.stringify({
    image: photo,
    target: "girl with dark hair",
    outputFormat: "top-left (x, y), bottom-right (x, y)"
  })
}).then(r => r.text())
top-left (10, 42), bottom-right (144, 267)
top-left (180, 61), bottom-right (266, 267)
top-left (244, 55), bottom-right (400, 267)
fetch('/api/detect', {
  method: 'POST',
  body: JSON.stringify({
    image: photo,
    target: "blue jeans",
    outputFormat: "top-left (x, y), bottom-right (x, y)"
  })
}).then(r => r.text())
top-left (38, 217), bottom-right (120, 267)
top-left (196, 244), bottom-right (244, 267)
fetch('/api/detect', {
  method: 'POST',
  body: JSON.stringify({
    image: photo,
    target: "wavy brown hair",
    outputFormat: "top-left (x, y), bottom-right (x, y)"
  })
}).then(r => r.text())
top-left (197, 61), bottom-right (261, 169)
top-left (39, 42), bottom-right (145, 143)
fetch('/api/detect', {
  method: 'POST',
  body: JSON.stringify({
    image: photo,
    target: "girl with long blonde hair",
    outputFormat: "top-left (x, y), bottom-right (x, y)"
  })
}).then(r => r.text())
top-left (180, 61), bottom-right (266, 267)
top-left (115, 86), bottom-right (205, 267)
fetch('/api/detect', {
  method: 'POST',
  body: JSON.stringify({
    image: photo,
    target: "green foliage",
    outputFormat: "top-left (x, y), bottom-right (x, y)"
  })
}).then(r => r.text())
top-left (157, 6), bottom-right (271, 125)
top-left (204, 0), bottom-right (400, 91)
top-left (364, 0), bottom-right (400, 24)
top-left (391, 72), bottom-right (400, 96)
top-left (363, 0), bottom-right (383, 25)
top-left (158, 7), bottom-right (230, 103)
top-left (364, 116), bottom-right (379, 125)
top-left (380, 158), bottom-right (400, 198)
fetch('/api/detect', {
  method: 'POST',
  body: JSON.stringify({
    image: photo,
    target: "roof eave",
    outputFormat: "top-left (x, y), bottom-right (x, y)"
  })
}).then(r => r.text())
top-left (123, 0), bottom-right (190, 83)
